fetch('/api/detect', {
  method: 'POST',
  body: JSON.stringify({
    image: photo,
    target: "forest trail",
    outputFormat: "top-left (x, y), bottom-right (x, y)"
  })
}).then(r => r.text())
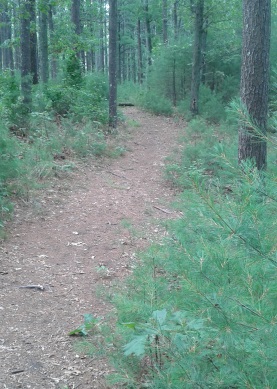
top-left (0, 107), bottom-right (183, 389)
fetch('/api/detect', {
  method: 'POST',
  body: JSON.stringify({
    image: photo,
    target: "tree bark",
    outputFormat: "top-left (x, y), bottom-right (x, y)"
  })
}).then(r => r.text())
top-left (239, 0), bottom-right (271, 170)
top-left (39, 3), bottom-right (49, 83)
top-left (71, 0), bottom-right (85, 65)
top-left (1, 4), bottom-right (14, 71)
top-left (20, 0), bottom-right (32, 114)
top-left (30, 0), bottom-right (38, 84)
top-left (12, 3), bottom-right (21, 71)
top-left (109, 0), bottom-right (117, 128)
top-left (98, 0), bottom-right (105, 72)
top-left (48, 5), bottom-right (57, 78)
top-left (162, 0), bottom-right (168, 44)
top-left (144, 0), bottom-right (152, 66)
top-left (137, 18), bottom-right (143, 83)
top-left (190, 0), bottom-right (204, 115)
top-left (173, 1), bottom-right (178, 41)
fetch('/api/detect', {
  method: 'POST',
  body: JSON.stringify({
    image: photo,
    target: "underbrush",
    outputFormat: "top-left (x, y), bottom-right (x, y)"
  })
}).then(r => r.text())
top-left (0, 70), bottom-right (115, 233)
top-left (118, 82), bottom-right (173, 116)
top-left (102, 117), bottom-right (277, 388)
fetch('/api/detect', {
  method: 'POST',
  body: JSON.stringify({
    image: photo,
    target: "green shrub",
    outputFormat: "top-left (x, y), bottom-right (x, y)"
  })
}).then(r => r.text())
top-left (0, 71), bottom-right (24, 126)
top-left (138, 90), bottom-right (173, 116)
top-left (165, 118), bottom-right (237, 188)
top-left (65, 53), bottom-right (84, 88)
top-left (177, 85), bottom-right (227, 124)
top-left (0, 123), bottom-right (23, 227)
top-left (199, 84), bottom-right (227, 123)
top-left (45, 84), bottom-right (74, 116)
top-left (110, 161), bottom-right (277, 388)
top-left (107, 109), bottom-right (277, 388)
top-left (118, 81), bottom-right (141, 105)
top-left (45, 73), bottom-right (108, 122)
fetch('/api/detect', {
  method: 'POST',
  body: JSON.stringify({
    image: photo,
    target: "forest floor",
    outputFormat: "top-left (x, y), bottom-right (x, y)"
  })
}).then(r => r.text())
top-left (0, 107), bottom-right (184, 389)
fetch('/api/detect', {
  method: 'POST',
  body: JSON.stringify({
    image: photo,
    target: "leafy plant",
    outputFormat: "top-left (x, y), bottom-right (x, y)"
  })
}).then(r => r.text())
top-left (69, 313), bottom-right (99, 337)
top-left (138, 90), bottom-right (173, 116)
top-left (107, 112), bottom-right (277, 388)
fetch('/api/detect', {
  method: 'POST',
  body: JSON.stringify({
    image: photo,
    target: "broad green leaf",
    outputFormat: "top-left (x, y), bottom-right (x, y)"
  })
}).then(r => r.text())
top-left (152, 309), bottom-right (167, 326)
top-left (187, 319), bottom-right (205, 330)
top-left (172, 333), bottom-right (190, 351)
top-left (123, 335), bottom-right (149, 357)
top-left (68, 324), bottom-right (88, 337)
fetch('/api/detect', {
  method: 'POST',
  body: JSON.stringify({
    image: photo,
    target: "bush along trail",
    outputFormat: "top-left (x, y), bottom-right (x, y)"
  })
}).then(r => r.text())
top-left (0, 107), bottom-right (183, 389)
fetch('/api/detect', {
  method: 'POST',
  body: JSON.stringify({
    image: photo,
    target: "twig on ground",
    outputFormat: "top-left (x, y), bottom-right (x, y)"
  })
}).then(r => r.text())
top-left (19, 284), bottom-right (45, 291)
top-left (153, 205), bottom-right (172, 214)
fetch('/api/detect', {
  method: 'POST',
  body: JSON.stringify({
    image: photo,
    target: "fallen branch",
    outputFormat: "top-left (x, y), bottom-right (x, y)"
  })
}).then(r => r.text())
top-left (107, 170), bottom-right (129, 181)
top-left (153, 205), bottom-right (172, 214)
top-left (19, 285), bottom-right (45, 291)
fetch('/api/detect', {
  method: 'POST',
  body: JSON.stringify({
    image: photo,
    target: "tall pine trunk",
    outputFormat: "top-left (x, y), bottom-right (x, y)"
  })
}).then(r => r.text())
top-left (137, 19), bottom-right (143, 83)
top-left (48, 5), bottom-right (57, 79)
top-left (20, 0), bottom-right (32, 117)
top-left (39, 3), bottom-right (49, 84)
top-left (71, 0), bottom-right (85, 66)
top-left (162, 0), bottom-right (168, 44)
top-left (1, 4), bottom-right (14, 70)
top-left (109, 0), bottom-right (117, 129)
top-left (30, 0), bottom-right (38, 84)
top-left (238, 0), bottom-right (271, 170)
top-left (144, 0), bottom-right (152, 66)
top-left (190, 0), bottom-right (204, 115)
top-left (99, 0), bottom-right (105, 72)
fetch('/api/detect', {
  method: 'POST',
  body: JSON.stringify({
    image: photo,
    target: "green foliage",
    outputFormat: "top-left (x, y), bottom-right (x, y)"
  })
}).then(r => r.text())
top-left (147, 43), bottom-right (192, 105)
top-left (118, 81), bottom-right (141, 105)
top-left (199, 85), bottom-right (227, 123)
top-left (178, 85), bottom-right (227, 124)
top-left (0, 71), bottom-right (23, 126)
top-left (0, 122), bottom-right (22, 227)
top-left (165, 118), bottom-right (237, 188)
top-left (0, 69), bottom-right (111, 233)
top-left (69, 314), bottom-right (99, 336)
top-left (108, 118), bottom-right (277, 388)
top-left (45, 83), bottom-right (73, 116)
top-left (138, 90), bottom-right (173, 116)
top-left (45, 72), bottom-right (108, 122)
top-left (65, 53), bottom-right (84, 89)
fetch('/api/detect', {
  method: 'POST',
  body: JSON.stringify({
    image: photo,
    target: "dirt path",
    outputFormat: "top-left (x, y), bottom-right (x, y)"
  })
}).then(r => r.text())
top-left (0, 107), bottom-right (183, 389)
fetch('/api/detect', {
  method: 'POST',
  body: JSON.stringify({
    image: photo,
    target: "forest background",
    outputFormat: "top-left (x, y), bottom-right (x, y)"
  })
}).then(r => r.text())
top-left (0, 0), bottom-right (277, 388)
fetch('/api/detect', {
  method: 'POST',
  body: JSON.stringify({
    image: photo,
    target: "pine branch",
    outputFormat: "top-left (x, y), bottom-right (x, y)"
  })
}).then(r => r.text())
top-left (193, 183), bottom-right (277, 267)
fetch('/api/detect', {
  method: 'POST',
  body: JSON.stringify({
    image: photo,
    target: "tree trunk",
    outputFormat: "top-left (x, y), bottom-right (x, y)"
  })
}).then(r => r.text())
top-left (109, 0), bottom-right (117, 129)
top-left (48, 5), bottom-right (57, 78)
top-left (117, 15), bottom-right (122, 83)
top-left (71, 0), bottom-right (84, 65)
top-left (20, 0), bottom-right (32, 115)
top-left (1, 4), bottom-right (14, 70)
top-left (39, 3), bottom-right (49, 84)
top-left (137, 19), bottom-right (143, 83)
top-left (173, 1), bottom-right (178, 41)
top-left (12, 3), bottom-right (21, 70)
top-left (30, 0), bottom-right (38, 84)
top-left (162, 0), bottom-right (168, 44)
top-left (144, 0), bottom-right (152, 66)
top-left (201, 17), bottom-right (208, 84)
top-left (99, 0), bottom-right (105, 72)
top-left (238, 0), bottom-right (271, 170)
top-left (172, 57), bottom-right (176, 106)
top-left (190, 0), bottom-right (204, 115)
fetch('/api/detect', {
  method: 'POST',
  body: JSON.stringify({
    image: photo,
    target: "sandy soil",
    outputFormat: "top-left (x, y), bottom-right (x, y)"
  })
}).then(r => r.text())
top-left (0, 107), bottom-right (184, 389)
